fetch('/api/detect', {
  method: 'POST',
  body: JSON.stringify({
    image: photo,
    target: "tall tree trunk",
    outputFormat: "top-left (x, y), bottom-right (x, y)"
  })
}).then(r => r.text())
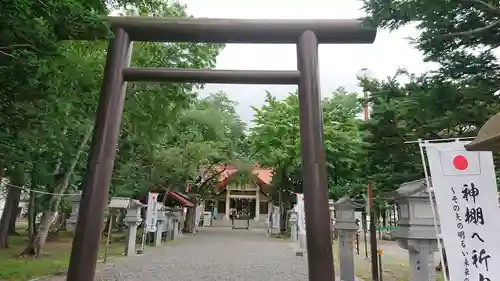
top-left (35, 210), bottom-right (58, 255)
top-left (183, 194), bottom-right (198, 233)
top-left (377, 211), bottom-right (382, 238)
top-left (8, 168), bottom-right (23, 235)
top-left (2, 164), bottom-right (21, 236)
top-left (21, 127), bottom-right (92, 257)
top-left (27, 190), bottom-right (37, 239)
top-left (388, 208), bottom-right (393, 227)
top-left (393, 204), bottom-right (398, 225)
top-left (278, 190), bottom-right (286, 233)
top-left (103, 214), bottom-right (112, 235)
top-left (117, 209), bottom-right (126, 231)
top-left (0, 165), bottom-right (24, 248)
top-left (281, 192), bottom-right (292, 233)
top-left (57, 213), bottom-right (67, 232)
top-left (8, 205), bottom-right (21, 235)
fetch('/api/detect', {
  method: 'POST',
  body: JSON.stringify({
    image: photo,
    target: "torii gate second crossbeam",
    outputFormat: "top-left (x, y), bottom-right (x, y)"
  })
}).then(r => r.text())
top-left (65, 17), bottom-right (377, 281)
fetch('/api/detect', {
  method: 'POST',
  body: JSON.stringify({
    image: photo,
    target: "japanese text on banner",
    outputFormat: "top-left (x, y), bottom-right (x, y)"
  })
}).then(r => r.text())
top-left (425, 141), bottom-right (500, 281)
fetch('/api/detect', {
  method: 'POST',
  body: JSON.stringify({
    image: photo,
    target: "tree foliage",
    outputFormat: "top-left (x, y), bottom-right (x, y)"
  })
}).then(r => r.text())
top-left (248, 88), bottom-right (366, 202)
top-left (0, 0), bottom-right (246, 255)
top-left (361, 0), bottom-right (500, 207)
top-left (361, 69), bottom-right (500, 206)
top-left (362, 0), bottom-right (500, 69)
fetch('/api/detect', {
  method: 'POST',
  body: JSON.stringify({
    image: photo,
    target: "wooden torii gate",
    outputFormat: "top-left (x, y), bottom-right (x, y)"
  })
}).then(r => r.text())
top-left (66, 17), bottom-right (377, 281)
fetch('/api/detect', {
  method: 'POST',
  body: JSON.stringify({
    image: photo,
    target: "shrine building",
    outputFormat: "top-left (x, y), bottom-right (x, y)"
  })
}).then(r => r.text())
top-left (205, 165), bottom-right (273, 221)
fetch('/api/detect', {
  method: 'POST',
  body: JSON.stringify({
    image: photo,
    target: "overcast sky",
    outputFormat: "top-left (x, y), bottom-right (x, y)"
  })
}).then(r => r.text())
top-left (179, 0), bottom-right (438, 124)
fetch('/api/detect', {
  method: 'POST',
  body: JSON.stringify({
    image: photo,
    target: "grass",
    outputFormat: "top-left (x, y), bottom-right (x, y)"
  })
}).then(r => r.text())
top-left (333, 240), bottom-right (446, 281)
top-left (0, 226), bottom-right (127, 281)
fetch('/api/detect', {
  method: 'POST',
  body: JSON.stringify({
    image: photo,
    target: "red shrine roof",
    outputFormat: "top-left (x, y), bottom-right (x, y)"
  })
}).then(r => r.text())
top-left (214, 164), bottom-right (273, 189)
top-left (136, 189), bottom-right (194, 208)
top-left (166, 191), bottom-right (194, 207)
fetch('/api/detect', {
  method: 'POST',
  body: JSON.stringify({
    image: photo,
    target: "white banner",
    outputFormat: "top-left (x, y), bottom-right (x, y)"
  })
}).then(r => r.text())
top-left (271, 206), bottom-right (280, 229)
top-left (295, 193), bottom-right (306, 235)
top-left (425, 141), bottom-right (500, 281)
top-left (145, 192), bottom-right (158, 232)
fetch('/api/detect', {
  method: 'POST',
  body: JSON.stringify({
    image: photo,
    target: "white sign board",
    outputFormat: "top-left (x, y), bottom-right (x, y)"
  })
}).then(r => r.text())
top-left (425, 141), bottom-right (500, 281)
top-left (295, 193), bottom-right (306, 235)
top-left (203, 211), bottom-right (212, 227)
top-left (271, 206), bottom-right (280, 229)
top-left (145, 192), bottom-right (158, 232)
top-left (195, 204), bottom-right (204, 228)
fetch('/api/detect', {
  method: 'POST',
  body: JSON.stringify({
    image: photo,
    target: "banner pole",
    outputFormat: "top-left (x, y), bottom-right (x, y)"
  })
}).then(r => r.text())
top-left (418, 139), bottom-right (448, 281)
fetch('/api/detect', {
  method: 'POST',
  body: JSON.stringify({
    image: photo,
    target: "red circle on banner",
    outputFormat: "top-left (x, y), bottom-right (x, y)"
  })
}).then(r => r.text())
top-left (453, 155), bottom-right (468, 170)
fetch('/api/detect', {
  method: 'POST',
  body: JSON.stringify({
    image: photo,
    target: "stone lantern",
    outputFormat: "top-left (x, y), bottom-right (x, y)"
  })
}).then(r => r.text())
top-left (170, 206), bottom-right (183, 240)
top-left (124, 199), bottom-right (146, 256)
top-left (154, 202), bottom-right (167, 246)
top-left (333, 196), bottom-right (363, 281)
top-left (392, 179), bottom-right (440, 281)
top-left (164, 207), bottom-right (174, 240)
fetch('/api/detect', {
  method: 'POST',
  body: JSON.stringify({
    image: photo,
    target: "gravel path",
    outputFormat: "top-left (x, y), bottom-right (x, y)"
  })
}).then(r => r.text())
top-left (94, 228), bottom-right (309, 281)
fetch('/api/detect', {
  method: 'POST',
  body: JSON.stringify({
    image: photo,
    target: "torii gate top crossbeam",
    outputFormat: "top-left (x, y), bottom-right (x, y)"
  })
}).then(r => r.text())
top-left (106, 16), bottom-right (376, 43)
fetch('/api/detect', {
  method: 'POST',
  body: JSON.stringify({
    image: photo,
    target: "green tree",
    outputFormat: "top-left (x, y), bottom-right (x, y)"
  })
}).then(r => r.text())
top-left (0, 0), bottom-right (228, 254)
top-left (362, 0), bottom-right (500, 69)
top-left (360, 71), bottom-right (422, 200)
top-left (360, 68), bottom-right (500, 213)
top-left (248, 88), bottom-right (366, 203)
top-left (361, 0), bottom-right (500, 208)
top-left (0, 0), bottom-right (112, 248)
top-left (146, 91), bottom-right (248, 233)
top-left (148, 92), bottom-right (247, 196)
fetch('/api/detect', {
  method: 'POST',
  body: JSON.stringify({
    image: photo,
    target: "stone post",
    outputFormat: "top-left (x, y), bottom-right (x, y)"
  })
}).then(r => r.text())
top-left (255, 188), bottom-right (260, 221)
top-left (171, 207), bottom-right (182, 240)
top-left (295, 202), bottom-right (307, 251)
top-left (66, 192), bottom-right (82, 231)
top-left (271, 205), bottom-right (281, 235)
top-left (195, 203), bottom-right (203, 229)
top-left (333, 197), bottom-right (363, 281)
top-left (225, 189), bottom-right (230, 220)
top-left (406, 240), bottom-right (438, 281)
top-left (392, 179), bottom-right (440, 281)
top-left (165, 208), bottom-right (174, 241)
top-left (214, 199), bottom-right (219, 219)
top-left (289, 211), bottom-right (298, 242)
top-left (154, 203), bottom-right (166, 246)
top-left (123, 199), bottom-right (146, 256)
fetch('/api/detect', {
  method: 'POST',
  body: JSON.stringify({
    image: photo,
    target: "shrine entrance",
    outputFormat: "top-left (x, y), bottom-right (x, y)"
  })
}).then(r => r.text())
top-left (230, 198), bottom-right (255, 218)
top-left (66, 16), bottom-right (377, 281)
